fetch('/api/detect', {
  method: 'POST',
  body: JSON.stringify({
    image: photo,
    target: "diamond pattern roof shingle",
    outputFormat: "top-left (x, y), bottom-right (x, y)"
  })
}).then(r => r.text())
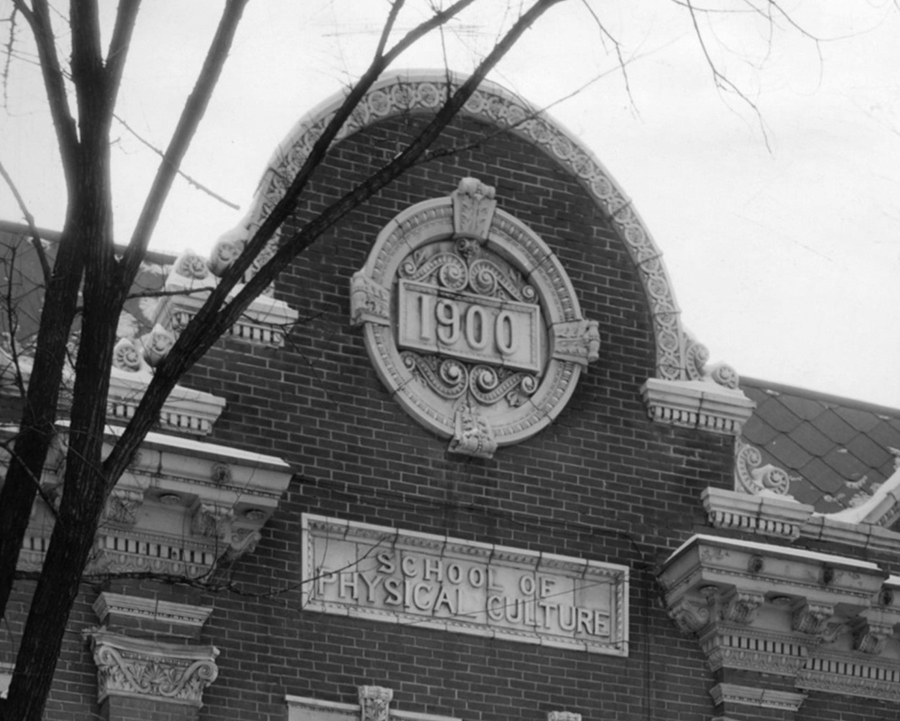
top-left (740, 377), bottom-right (900, 513)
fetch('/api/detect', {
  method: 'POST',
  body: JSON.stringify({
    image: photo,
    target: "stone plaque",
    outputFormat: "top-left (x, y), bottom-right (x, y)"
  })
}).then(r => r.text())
top-left (301, 514), bottom-right (629, 656)
top-left (350, 178), bottom-right (600, 459)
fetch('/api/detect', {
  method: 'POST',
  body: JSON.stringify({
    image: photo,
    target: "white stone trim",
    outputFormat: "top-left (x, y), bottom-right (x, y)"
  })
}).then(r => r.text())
top-left (2, 354), bottom-right (227, 436)
top-left (301, 514), bottom-right (629, 656)
top-left (86, 629), bottom-right (218, 707)
top-left (702, 486), bottom-right (900, 552)
top-left (350, 179), bottom-right (598, 457)
top-left (219, 70), bottom-right (686, 381)
top-left (152, 252), bottom-right (299, 348)
top-left (660, 534), bottom-right (900, 703)
top-left (287, 689), bottom-right (461, 721)
top-left (709, 683), bottom-right (806, 711)
top-left (93, 592), bottom-right (213, 629)
top-left (7, 425), bottom-right (292, 579)
top-left (107, 366), bottom-right (226, 435)
top-left (702, 487), bottom-right (814, 539)
top-left (641, 378), bottom-right (755, 436)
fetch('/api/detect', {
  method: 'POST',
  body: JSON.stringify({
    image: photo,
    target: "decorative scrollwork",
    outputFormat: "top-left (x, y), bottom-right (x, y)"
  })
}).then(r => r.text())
top-left (469, 365), bottom-right (538, 407)
top-left (401, 353), bottom-right (468, 399)
top-left (113, 338), bottom-right (143, 373)
top-left (400, 251), bottom-right (468, 291)
top-left (89, 632), bottom-right (219, 707)
top-left (735, 440), bottom-right (797, 496)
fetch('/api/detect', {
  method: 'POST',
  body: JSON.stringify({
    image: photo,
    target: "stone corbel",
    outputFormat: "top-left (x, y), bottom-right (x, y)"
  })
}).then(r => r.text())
top-left (718, 588), bottom-right (764, 625)
top-left (641, 378), bottom-right (754, 436)
top-left (552, 320), bottom-right (601, 367)
top-left (668, 594), bottom-right (712, 635)
top-left (191, 502), bottom-right (235, 539)
top-left (359, 685), bottom-right (393, 721)
top-left (791, 601), bottom-right (835, 637)
top-left (86, 629), bottom-right (218, 708)
top-left (222, 528), bottom-right (262, 562)
top-left (709, 683), bottom-right (806, 718)
top-left (852, 611), bottom-right (896, 654)
top-left (102, 489), bottom-right (144, 526)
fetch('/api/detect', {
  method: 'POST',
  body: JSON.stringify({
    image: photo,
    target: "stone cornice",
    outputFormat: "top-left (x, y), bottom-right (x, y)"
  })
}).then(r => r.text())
top-left (1, 349), bottom-right (226, 435)
top-left (8, 427), bottom-right (293, 579)
top-left (702, 487), bottom-right (815, 539)
top-left (709, 683), bottom-right (806, 712)
top-left (93, 592), bottom-right (213, 630)
top-left (108, 366), bottom-right (226, 435)
top-left (659, 534), bottom-right (900, 703)
top-left (151, 251), bottom-right (299, 348)
top-left (641, 378), bottom-right (755, 436)
top-left (287, 687), bottom-right (461, 721)
top-left (86, 629), bottom-right (218, 707)
top-left (702, 487), bottom-right (900, 552)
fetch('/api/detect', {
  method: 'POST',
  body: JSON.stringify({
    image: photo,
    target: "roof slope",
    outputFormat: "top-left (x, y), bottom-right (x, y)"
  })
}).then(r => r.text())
top-left (740, 377), bottom-right (900, 513)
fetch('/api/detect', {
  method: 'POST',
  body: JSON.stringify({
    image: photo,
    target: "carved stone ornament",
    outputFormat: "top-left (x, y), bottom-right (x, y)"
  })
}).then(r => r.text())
top-left (735, 440), bottom-right (798, 497)
top-left (359, 685), bottom-right (393, 721)
top-left (102, 489), bottom-right (144, 526)
top-left (547, 712), bottom-right (582, 721)
top-left (350, 178), bottom-right (599, 458)
top-left (87, 630), bottom-right (219, 707)
top-left (191, 502), bottom-right (235, 538)
top-left (233, 72), bottom-right (685, 379)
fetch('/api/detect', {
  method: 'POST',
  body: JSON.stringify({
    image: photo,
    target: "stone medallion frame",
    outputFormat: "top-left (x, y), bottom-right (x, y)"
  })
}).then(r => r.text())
top-left (351, 178), bottom-right (598, 458)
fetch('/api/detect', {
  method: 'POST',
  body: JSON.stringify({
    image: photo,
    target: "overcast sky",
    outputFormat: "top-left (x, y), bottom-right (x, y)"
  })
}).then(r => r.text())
top-left (2, 1), bottom-right (899, 407)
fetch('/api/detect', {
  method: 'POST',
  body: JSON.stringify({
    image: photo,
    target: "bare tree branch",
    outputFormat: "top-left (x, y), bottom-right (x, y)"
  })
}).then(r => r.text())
top-left (0, 158), bottom-right (51, 283)
top-left (113, 112), bottom-right (240, 209)
top-left (11, 0), bottom-right (79, 191)
top-left (102, 0), bottom-right (567, 487)
top-left (118, 0), bottom-right (249, 289)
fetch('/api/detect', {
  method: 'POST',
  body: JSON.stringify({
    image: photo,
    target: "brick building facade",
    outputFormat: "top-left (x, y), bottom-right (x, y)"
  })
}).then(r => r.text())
top-left (3, 71), bottom-right (900, 721)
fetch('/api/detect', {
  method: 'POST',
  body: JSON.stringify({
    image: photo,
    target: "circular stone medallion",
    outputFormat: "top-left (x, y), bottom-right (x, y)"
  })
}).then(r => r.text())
top-left (350, 178), bottom-right (599, 458)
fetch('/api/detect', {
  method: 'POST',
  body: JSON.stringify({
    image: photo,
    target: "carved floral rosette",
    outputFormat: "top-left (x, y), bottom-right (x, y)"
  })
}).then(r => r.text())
top-left (87, 630), bottom-right (219, 708)
top-left (351, 179), bottom-right (598, 457)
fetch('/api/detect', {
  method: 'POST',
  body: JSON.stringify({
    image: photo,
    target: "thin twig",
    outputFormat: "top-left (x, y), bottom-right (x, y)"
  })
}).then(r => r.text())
top-left (113, 113), bottom-right (239, 210)
top-left (0, 157), bottom-right (51, 283)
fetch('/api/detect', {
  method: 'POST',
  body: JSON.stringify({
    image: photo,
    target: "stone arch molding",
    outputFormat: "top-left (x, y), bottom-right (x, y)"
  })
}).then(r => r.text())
top-left (215, 70), bottom-right (686, 380)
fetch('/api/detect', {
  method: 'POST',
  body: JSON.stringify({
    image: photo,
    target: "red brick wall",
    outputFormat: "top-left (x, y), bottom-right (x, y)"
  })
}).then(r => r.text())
top-left (16, 114), bottom-right (894, 720)
top-left (185, 116), bottom-right (737, 720)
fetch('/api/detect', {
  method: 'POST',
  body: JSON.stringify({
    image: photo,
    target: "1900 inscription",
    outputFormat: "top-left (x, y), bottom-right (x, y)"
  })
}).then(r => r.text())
top-left (397, 280), bottom-right (541, 373)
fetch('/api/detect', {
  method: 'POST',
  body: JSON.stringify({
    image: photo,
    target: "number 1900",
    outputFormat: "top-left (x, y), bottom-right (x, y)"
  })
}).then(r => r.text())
top-left (397, 280), bottom-right (541, 373)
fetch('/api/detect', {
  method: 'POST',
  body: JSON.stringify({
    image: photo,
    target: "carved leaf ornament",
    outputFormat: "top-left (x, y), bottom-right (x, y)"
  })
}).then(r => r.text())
top-left (351, 178), bottom-right (599, 458)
